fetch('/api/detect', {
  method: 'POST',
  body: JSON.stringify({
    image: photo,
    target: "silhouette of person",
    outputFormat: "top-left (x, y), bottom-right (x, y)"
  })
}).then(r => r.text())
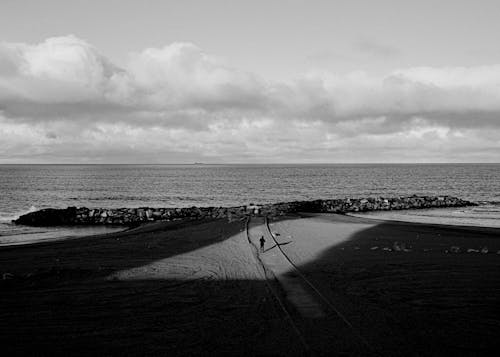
top-left (259, 236), bottom-right (265, 252)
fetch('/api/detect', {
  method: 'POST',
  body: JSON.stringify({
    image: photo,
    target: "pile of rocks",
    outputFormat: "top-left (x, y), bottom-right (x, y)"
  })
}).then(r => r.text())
top-left (257, 195), bottom-right (473, 216)
top-left (14, 195), bottom-right (475, 227)
top-left (14, 206), bottom-right (248, 226)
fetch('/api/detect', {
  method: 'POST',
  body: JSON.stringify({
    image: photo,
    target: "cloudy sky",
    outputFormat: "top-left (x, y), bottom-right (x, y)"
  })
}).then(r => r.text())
top-left (1, 0), bottom-right (499, 163)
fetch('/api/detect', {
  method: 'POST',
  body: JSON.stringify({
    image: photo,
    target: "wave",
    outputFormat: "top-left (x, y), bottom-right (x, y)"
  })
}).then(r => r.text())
top-left (66, 195), bottom-right (205, 203)
top-left (471, 202), bottom-right (500, 213)
top-left (471, 208), bottom-right (500, 213)
top-left (476, 200), bottom-right (500, 206)
top-left (0, 225), bottom-right (49, 237)
top-left (0, 205), bottom-right (38, 223)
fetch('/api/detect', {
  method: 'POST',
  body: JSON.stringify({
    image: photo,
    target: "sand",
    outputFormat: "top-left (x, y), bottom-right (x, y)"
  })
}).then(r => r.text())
top-left (1, 214), bottom-right (499, 356)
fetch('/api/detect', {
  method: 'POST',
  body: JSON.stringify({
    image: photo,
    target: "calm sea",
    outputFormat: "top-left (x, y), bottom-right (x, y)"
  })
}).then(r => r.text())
top-left (1, 164), bottom-right (499, 245)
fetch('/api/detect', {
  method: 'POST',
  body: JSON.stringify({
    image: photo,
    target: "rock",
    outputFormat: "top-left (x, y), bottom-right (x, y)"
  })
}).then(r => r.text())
top-left (13, 195), bottom-right (476, 227)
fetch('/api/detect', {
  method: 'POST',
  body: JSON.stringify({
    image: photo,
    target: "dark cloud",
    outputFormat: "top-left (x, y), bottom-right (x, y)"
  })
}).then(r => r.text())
top-left (0, 36), bottom-right (499, 162)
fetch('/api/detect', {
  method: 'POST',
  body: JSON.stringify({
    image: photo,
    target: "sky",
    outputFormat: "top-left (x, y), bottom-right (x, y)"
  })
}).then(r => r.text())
top-left (0, 0), bottom-right (499, 163)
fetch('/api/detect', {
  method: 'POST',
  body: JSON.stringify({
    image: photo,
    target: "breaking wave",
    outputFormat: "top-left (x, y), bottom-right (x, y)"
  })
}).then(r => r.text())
top-left (0, 205), bottom-right (38, 223)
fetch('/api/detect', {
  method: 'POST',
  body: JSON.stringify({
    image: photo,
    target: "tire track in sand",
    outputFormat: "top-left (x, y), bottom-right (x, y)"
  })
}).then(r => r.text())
top-left (245, 217), bottom-right (311, 355)
top-left (264, 217), bottom-right (379, 355)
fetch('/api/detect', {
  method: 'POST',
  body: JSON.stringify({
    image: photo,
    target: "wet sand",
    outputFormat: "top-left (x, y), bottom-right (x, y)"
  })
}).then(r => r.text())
top-left (1, 215), bottom-right (499, 356)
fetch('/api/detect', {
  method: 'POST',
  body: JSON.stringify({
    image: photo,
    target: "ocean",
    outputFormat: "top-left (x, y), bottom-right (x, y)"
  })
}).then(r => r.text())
top-left (1, 164), bottom-right (499, 245)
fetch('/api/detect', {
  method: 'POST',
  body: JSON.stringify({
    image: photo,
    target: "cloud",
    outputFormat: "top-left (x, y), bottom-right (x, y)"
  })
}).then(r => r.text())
top-left (0, 35), bottom-right (121, 101)
top-left (0, 35), bottom-right (499, 162)
top-left (127, 42), bottom-right (268, 111)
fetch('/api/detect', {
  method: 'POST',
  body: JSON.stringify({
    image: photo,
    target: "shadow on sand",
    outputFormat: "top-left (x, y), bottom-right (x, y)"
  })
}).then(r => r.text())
top-left (277, 214), bottom-right (500, 356)
top-left (1, 216), bottom-right (499, 356)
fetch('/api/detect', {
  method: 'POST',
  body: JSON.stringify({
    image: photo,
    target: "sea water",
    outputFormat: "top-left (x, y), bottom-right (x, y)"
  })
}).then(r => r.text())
top-left (1, 164), bottom-right (499, 245)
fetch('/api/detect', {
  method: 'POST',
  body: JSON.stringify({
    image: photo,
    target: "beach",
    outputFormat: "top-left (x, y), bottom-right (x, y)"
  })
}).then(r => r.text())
top-left (1, 214), bottom-right (499, 356)
top-left (3, 2), bottom-right (500, 356)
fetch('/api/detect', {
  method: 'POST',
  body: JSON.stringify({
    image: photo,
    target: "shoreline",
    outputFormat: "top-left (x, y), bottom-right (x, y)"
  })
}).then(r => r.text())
top-left (3, 210), bottom-right (499, 248)
top-left (347, 205), bottom-right (500, 229)
top-left (0, 223), bottom-right (128, 247)
top-left (1, 195), bottom-right (493, 247)
top-left (337, 211), bottom-right (500, 235)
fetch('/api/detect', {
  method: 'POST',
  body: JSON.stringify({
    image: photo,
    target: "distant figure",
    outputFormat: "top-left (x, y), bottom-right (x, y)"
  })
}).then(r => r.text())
top-left (259, 236), bottom-right (266, 252)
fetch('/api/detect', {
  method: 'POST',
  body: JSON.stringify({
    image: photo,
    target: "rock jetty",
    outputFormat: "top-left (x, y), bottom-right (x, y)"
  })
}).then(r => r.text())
top-left (13, 195), bottom-right (475, 227)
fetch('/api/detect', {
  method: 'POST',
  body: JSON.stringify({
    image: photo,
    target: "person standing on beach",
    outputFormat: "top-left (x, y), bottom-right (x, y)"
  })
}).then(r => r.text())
top-left (259, 236), bottom-right (265, 252)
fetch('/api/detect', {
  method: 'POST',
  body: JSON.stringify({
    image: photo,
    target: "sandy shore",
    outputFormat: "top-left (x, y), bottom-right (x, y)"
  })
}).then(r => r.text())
top-left (1, 215), bottom-right (499, 356)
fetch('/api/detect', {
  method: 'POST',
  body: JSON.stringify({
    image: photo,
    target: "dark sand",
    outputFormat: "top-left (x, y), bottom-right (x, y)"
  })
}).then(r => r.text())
top-left (1, 215), bottom-right (499, 356)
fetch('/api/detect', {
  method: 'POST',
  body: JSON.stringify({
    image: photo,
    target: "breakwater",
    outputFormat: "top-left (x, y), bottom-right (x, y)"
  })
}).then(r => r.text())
top-left (13, 195), bottom-right (475, 227)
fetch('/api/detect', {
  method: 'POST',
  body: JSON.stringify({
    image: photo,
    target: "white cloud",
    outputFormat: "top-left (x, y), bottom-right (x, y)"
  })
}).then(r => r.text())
top-left (127, 42), bottom-right (266, 110)
top-left (0, 35), bottom-right (121, 102)
top-left (0, 35), bottom-right (499, 162)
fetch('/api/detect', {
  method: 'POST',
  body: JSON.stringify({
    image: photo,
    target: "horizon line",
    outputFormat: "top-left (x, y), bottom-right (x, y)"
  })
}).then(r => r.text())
top-left (0, 162), bottom-right (499, 165)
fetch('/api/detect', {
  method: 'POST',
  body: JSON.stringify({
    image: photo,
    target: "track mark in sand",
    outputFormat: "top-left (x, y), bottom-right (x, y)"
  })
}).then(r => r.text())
top-left (108, 227), bottom-right (262, 282)
top-left (266, 217), bottom-right (379, 355)
top-left (245, 218), bottom-right (311, 355)
top-left (248, 219), bottom-right (326, 319)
